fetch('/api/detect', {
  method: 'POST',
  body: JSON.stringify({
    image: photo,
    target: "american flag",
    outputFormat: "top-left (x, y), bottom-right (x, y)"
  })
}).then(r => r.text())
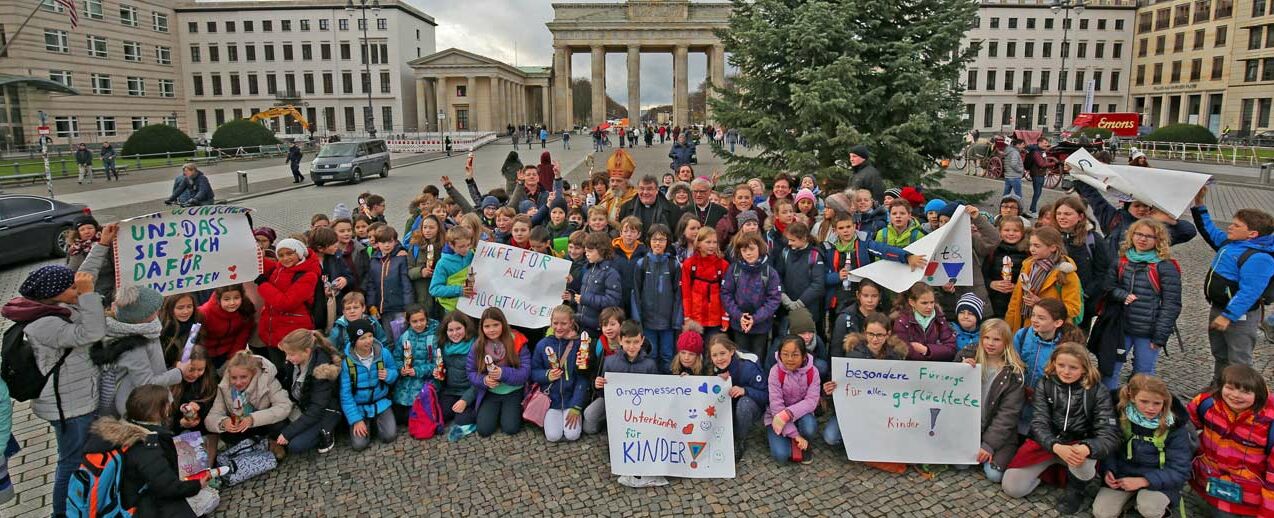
top-left (55, 0), bottom-right (79, 29)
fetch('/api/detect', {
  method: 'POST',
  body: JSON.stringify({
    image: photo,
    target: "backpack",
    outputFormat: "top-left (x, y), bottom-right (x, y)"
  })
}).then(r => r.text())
top-left (407, 383), bottom-right (444, 440)
top-left (1115, 257), bottom-right (1185, 352)
top-left (66, 445), bottom-right (135, 518)
top-left (1, 317), bottom-right (73, 418)
top-left (293, 270), bottom-right (328, 331)
top-left (1237, 248), bottom-right (1274, 309)
top-left (344, 354), bottom-right (386, 388)
top-left (1120, 419), bottom-right (1168, 468)
top-left (776, 366), bottom-right (815, 386)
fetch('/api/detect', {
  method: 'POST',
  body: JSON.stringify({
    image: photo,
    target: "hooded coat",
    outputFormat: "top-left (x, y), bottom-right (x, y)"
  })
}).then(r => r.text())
top-left (98, 318), bottom-right (182, 417)
top-left (279, 345), bottom-right (342, 441)
top-left (205, 354), bottom-right (292, 433)
top-left (1004, 256), bottom-right (1082, 330)
top-left (1193, 205), bottom-right (1274, 320)
top-left (892, 308), bottom-right (957, 361)
top-left (764, 352), bottom-right (820, 438)
top-left (531, 336), bottom-right (589, 411)
top-left (1102, 398), bottom-right (1194, 508)
top-left (83, 418), bottom-right (200, 518)
top-left (257, 256), bottom-right (321, 348)
top-left (578, 260), bottom-right (623, 331)
top-left (721, 259), bottom-right (783, 336)
top-left (339, 340), bottom-right (399, 424)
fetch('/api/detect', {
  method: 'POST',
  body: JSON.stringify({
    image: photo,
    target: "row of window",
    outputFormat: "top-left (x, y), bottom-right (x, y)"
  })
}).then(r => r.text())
top-left (965, 69), bottom-right (1121, 93)
top-left (977, 15), bottom-right (1125, 32)
top-left (190, 70), bottom-right (394, 97)
top-left (963, 103), bottom-right (1121, 129)
top-left (978, 40), bottom-right (1124, 60)
top-left (1238, 97), bottom-right (1274, 129)
top-left (51, 115), bottom-right (179, 138)
top-left (1137, 0), bottom-right (1234, 34)
top-left (1137, 26), bottom-right (1228, 58)
top-left (53, 71), bottom-right (175, 97)
top-left (42, 0), bottom-right (168, 32)
top-left (194, 106), bottom-right (394, 134)
top-left (186, 17), bottom-right (388, 34)
top-left (1249, 25), bottom-right (1274, 51)
top-left (1135, 57), bottom-right (1226, 85)
top-left (43, 30), bottom-right (172, 63)
top-left (1242, 58), bottom-right (1274, 83)
top-left (188, 42), bottom-right (390, 65)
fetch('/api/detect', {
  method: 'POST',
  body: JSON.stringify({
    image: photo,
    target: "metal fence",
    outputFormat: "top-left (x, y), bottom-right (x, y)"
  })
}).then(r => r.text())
top-left (1126, 140), bottom-right (1271, 167)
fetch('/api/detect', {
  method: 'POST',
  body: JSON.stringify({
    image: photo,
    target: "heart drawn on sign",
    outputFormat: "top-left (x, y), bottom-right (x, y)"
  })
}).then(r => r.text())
top-left (681, 423), bottom-right (694, 434)
top-left (228, 264), bottom-right (238, 281)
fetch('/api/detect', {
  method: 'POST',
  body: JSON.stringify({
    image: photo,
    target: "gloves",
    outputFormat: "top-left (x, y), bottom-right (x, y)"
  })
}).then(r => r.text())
top-left (780, 293), bottom-right (793, 308)
top-left (790, 299), bottom-right (805, 310)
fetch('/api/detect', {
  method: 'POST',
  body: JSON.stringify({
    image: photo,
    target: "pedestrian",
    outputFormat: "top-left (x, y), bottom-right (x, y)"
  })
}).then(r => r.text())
top-left (286, 141), bottom-right (304, 183)
top-left (465, 308), bottom-right (531, 438)
top-left (765, 335), bottom-right (820, 465)
top-left (847, 145), bottom-right (883, 202)
top-left (539, 127), bottom-right (548, 148)
top-left (1092, 374), bottom-right (1191, 518)
top-left (1002, 138), bottom-right (1026, 200)
top-left (1186, 364), bottom-right (1274, 517)
top-left (338, 318), bottom-right (399, 451)
top-left (444, 136), bottom-right (453, 157)
top-left (257, 238), bottom-right (321, 370)
top-left (561, 129), bottom-right (570, 150)
top-left (100, 142), bottom-right (118, 181)
top-left (511, 130), bottom-right (520, 150)
top-left (74, 143), bottom-right (93, 184)
top-left (956, 318), bottom-right (1026, 483)
top-left (1023, 138), bottom-right (1051, 215)
top-left (164, 163), bottom-right (215, 207)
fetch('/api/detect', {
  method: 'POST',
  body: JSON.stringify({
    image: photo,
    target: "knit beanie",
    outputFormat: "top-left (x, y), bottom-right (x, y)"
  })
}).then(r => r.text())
top-left (955, 293), bottom-right (986, 324)
top-left (481, 196), bottom-right (501, 210)
top-left (794, 188), bottom-right (817, 206)
top-left (113, 285), bottom-right (164, 324)
top-left (924, 199), bottom-right (947, 215)
top-left (676, 331), bottom-right (704, 356)
top-left (849, 144), bottom-right (870, 160)
top-left (252, 227), bottom-right (277, 244)
top-left (736, 210), bottom-right (759, 227)
top-left (73, 214), bottom-right (100, 233)
top-left (938, 203), bottom-right (960, 220)
top-left (824, 192), bottom-right (853, 215)
top-left (275, 238), bottom-right (308, 261)
top-left (19, 265), bottom-right (76, 300)
top-left (346, 318), bottom-right (375, 343)
top-left (518, 200), bottom-right (536, 213)
top-left (332, 203), bottom-right (353, 220)
top-left (884, 188), bottom-right (902, 200)
top-left (788, 307), bottom-right (816, 335)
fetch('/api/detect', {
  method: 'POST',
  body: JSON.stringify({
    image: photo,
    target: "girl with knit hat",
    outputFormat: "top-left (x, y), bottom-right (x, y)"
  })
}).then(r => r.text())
top-left (669, 327), bottom-right (707, 376)
top-left (256, 237), bottom-right (322, 371)
top-left (65, 214), bottom-right (100, 271)
top-left (951, 293), bottom-right (986, 351)
top-left (95, 283), bottom-right (194, 418)
top-left (793, 188), bottom-right (820, 227)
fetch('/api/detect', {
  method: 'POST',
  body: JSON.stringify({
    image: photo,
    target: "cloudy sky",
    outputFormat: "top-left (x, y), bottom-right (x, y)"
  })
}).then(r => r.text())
top-left (413, 0), bottom-right (713, 109)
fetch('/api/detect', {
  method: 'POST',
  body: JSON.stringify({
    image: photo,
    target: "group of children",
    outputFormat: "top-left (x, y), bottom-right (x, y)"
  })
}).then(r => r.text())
top-left (4, 145), bottom-right (1273, 517)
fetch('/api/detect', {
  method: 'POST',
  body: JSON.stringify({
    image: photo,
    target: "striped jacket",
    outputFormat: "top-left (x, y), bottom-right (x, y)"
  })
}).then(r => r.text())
top-left (1188, 392), bottom-right (1274, 516)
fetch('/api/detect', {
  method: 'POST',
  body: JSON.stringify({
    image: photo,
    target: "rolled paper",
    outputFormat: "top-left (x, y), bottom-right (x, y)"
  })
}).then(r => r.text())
top-left (181, 323), bottom-right (202, 363)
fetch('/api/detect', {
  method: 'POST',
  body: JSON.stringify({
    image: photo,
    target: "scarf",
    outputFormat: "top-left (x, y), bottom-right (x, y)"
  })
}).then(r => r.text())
top-left (774, 217), bottom-right (789, 236)
top-left (913, 310), bottom-right (936, 330)
top-left (68, 236), bottom-right (99, 258)
top-left (105, 317), bottom-right (163, 340)
top-left (1025, 256), bottom-right (1056, 295)
top-left (1125, 249), bottom-right (1162, 264)
top-left (880, 221), bottom-right (919, 248)
top-left (1125, 404), bottom-right (1173, 430)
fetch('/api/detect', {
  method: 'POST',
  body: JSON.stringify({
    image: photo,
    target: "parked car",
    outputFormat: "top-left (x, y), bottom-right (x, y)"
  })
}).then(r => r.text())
top-left (309, 139), bottom-right (390, 186)
top-left (0, 194), bottom-right (91, 265)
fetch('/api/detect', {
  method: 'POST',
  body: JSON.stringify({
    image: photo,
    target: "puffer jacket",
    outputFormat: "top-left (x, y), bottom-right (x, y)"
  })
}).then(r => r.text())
top-left (829, 304), bottom-right (875, 355)
top-left (721, 259), bottom-right (782, 335)
top-left (84, 418), bottom-right (199, 518)
top-left (1104, 257), bottom-right (1183, 345)
top-left (957, 345), bottom-right (1026, 468)
top-left (892, 309), bottom-right (957, 361)
top-left (1194, 205), bottom-right (1274, 320)
top-left (852, 207), bottom-right (888, 240)
top-left (1004, 256), bottom-right (1082, 330)
top-left (390, 322), bottom-right (439, 407)
top-left (1188, 392), bottom-right (1274, 516)
top-left (681, 254), bottom-right (729, 328)
top-left (631, 253), bottom-right (683, 332)
top-left (531, 335), bottom-right (588, 411)
top-left (1013, 327), bottom-right (1063, 390)
top-left (718, 355), bottom-right (768, 410)
top-left (777, 245), bottom-right (827, 311)
top-left (1029, 376), bottom-right (1120, 461)
top-left (279, 345), bottom-right (342, 441)
top-left (764, 353), bottom-right (820, 438)
top-left (951, 322), bottom-right (980, 351)
top-left (339, 340), bottom-right (400, 424)
top-left (438, 338), bottom-right (474, 397)
top-left (365, 242), bottom-right (415, 314)
top-left (197, 295), bottom-right (254, 360)
top-left (205, 354), bottom-right (293, 433)
top-left (1062, 231), bottom-right (1110, 316)
top-left (1103, 398), bottom-right (1194, 508)
top-left (257, 256), bottom-right (320, 348)
top-left (427, 250), bottom-right (473, 312)
top-left (99, 318), bottom-right (182, 417)
top-left (578, 260), bottom-right (622, 331)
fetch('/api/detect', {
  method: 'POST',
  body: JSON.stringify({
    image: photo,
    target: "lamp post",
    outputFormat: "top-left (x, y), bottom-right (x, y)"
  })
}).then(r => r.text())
top-left (347, 0), bottom-right (380, 138)
top-left (1051, 0), bottom-right (1085, 134)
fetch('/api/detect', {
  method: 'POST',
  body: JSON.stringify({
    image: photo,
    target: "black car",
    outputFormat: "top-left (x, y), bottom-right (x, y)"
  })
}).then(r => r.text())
top-left (0, 194), bottom-right (91, 265)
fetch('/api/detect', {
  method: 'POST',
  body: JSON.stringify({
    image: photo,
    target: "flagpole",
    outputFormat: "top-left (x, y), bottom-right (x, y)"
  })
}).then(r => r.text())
top-left (0, 2), bottom-right (46, 59)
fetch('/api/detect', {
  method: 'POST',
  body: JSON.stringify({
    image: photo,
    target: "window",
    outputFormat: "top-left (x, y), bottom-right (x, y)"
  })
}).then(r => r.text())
top-left (1025, 41), bottom-right (1034, 58)
top-left (1171, 60), bottom-right (1182, 83)
top-left (1059, 70), bottom-right (1068, 91)
top-left (163, 115), bottom-right (177, 128)
top-left (211, 74), bottom-right (222, 96)
top-left (284, 73), bottom-right (296, 94)
top-left (82, 0), bottom-right (103, 20)
top-left (214, 109), bottom-right (225, 127)
top-left (1115, 20), bottom-right (1124, 31)
top-left (245, 44), bottom-right (256, 62)
top-left (192, 74), bottom-right (203, 96)
top-left (377, 19), bottom-right (387, 30)
top-left (1265, 58), bottom-right (1274, 81)
top-left (266, 73), bottom-right (278, 94)
top-left (158, 79), bottom-right (174, 97)
top-left (1113, 42), bottom-right (1123, 59)
top-left (264, 45), bottom-right (275, 61)
top-left (983, 104), bottom-right (994, 128)
top-left (382, 106), bottom-right (392, 131)
top-left (988, 41), bottom-right (998, 58)
top-left (320, 43), bottom-right (331, 60)
top-left (1194, 29), bottom-right (1206, 50)
top-left (1136, 64), bottom-right (1146, 85)
top-left (91, 73), bottom-right (112, 94)
top-left (1098, 19), bottom-right (1107, 30)
top-left (282, 44), bottom-right (293, 61)
top-left (230, 73), bottom-right (240, 95)
top-left (1022, 70), bottom-right (1033, 91)
top-left (1261, 99), bottom-right (1273, 127)
top-left (196, 110), bottom-right (207, 134)
top-left (1043, 41), bottom-right (1052, 58)
top-left (207, 44), bottom-right (219, 62)
top-left (1211, 56), bottom-right (1224, 79)
top-left (244, 21), bottom-right (253, 32)
top-left (281, 20), bottom-right (291, 32)
top-left (1156, 8), bottom-right (1170, 30)
top-left (49, 70), bottom-right (72, 87)
top-left (87, 35), bottom-right (107, 57)
top-left (319, 19), bottom-right (329, 31)
top-left (1155, 35), bottom-right (1165, 55)
top-left (323, 72), bottom-right (334, 94)
top-left (360, 72), bottom-right (370, 93)
top-left (130, 117), bottom-right (147, 130)
top-left (1080, 19), bottom-right (1089, 30)
top-left (324, 107), bottom-right (335, 131)
top-left (1027, 18), bottom-right (1036, 29)
top-left (302, 44), bottom-right (312, 60)
top-left (1215, 0), bottom-right (1232, 18)
top-left (1110, 71), bottom-right (1120, 91)
top-left (300, 20), bottom-right (310, 31)
top-left (234, 109), bottom-right (243, 120)
top-left (1038, 104), bottom-right (1048, 127)
top-left (119, 5), bottom-right (138, 27)
top-left (457, 85), bottom-right (467, 97)
top-left (1191, 58), bottom-right (1203, 81)
top-left (1001, 105), bottom-right (1012, 126)
top-left (966, 70), bottom-right (977, 90)
top-left (1062, 41), bottom-right (1069, 58)
top-left (339, 19), bottom-right (349, 31)
top-left (342, 72), bottom-right (353, 94)
top-left (1256, 0), bottom-right (1269, 16)
top-left (187, 21), bottom-right (197, 33)
top-left (1093, 71), bottom-right (1102, 91)
top-left (986, 70), bottom-right (997, 91)
top-left (1195, 0), bottom-right (1212, 22)
top-left (1216, 26), bottom-right (1227, 46)
top-left (189, 45), bottom-right (200, 63)
top-left (1095, 42), bottom-right (1104, 59)
top-left (1008, 17), bottom-right (1018, 29)
top-left (126, 76), bottom-right (144, 96)
top-left (1245, 60), bottom-right (1259, 82)
top-left (54, 116), bottom-right (79, 138)
top-left (247, 74), bottom-right (259, 95)
top-left (1041, 70), bottom-right (1051, 91)
top-left (1045, 18), bottom-right (1055, 30)
top-left (1174, 4), bottom-right (1190, 26)
top-left (226, 21), bottom-right (236, 33)
top-left (990, 17), bottom-right (1000, 29)
top-left (206, 21), bottom-right (216, 33)
top-left (123, 40), bottom-right (141, 61)
top-left (1006, 42), bottom-right (1016, 58)
top-left (227, 44), bottom-right (238, 62)
top-left (380, 71), bottom-right (391, 93)
top-left (1077, 41), bottom-right (1087, 59)
top-left (1153, 63), bottom-right (1163, 83)
top-left (1250, 27), bottom-right (1263, 51)
top-left (303, 73), bottom-right (314, 94)
top-left (345, 107), bottom-right (356, 131)
top-left (263, 20), bottom-right (273, 32)
top-left (1004, 70), bottom-right (1015, 91)
top-left (340, 42), bottom-right (351, 60)
top-left (1174, 32), bottom-right (1185, 52)
top-left (1075, 70), bottom-right (1086, 91)
top-left (152, 12), bottom-right (167, 32)
top-left (1268, 25), bottom-right (1274, 48)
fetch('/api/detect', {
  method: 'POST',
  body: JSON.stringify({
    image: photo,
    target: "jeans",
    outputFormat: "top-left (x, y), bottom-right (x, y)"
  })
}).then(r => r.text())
top-left (1002, 177), bottom-right (1022, 198)
top-left (1208, 306), bottom-right (1261, 385)
top-left (52, 413), bottom-right (96, 517)
top-left (285, 410), bottom-right (341, 454)
top-left (765, 414), bottom-right (817, 463)
top-left (644, 329), bottom-right (675, 374)
top-left (1029, 174), bottom-right (1046, 213)
top-left (583, 398), bottom-right (606, 435)
top-left (983, 462), bottom-right (1005, 483)
top-left (823, 414), bottom-right (842, 446)
top-left (733, 397), bottom-right (761, 452)
top-left (1103, 335), bottom-right (1159, 390)
top-left (1002, 457), bottom-right (1096, 498)
top-left (102, 158), bottom-right (117, 180)
top-left (349, 408), bottom-right (397, 450)
top-left (476, 389), bottom-right (523, 437)
top-left (439, 392), bottom-right (477, 426)
top-left (290, 161), bottom-right (302, 180)
top-left (563, 139), bottom-right (570, 150)
top-left (544, 408), bottom-right (582, 442)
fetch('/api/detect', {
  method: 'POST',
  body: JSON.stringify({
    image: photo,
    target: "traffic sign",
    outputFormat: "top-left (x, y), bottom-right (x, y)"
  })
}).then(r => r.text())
top-left (37, 125), bottom-right (51, 136)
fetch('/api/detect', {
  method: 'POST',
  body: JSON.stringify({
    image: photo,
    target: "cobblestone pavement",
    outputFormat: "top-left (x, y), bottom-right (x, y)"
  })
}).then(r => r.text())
top-left (0, 141), bottom-right (1269, 517)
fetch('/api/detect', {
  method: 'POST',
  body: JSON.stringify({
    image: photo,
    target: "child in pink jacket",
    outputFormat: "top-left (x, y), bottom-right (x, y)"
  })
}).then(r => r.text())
top-left (765, 336), bottom-right (821, 464)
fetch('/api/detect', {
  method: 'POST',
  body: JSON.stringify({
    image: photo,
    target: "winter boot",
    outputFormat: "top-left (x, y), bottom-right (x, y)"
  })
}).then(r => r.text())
top-left (1055, 473), bottom-right (1087, 515)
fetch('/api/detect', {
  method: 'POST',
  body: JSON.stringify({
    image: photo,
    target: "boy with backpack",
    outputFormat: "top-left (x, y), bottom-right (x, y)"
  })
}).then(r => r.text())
top-left (365, 226), bottom-right (415, 331)
top-left (777, 221), bottom-right (827, 337)
top-left (1191, 187), bottom-right (1274, 385)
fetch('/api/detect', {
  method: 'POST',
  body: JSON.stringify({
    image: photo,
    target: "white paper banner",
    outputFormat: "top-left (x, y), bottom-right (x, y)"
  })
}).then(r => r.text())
top-left (604, 373), bottom-right (736, 478)
top-left (1065, 148), bottom-right (1211, 217)
top-left (457, 241), bottom-right (571, 328)
top-left (831, 358), bottom-right (981, 464)
top-left (848, 205), bottom-right (973, 293)
top-left (115, 206), bottom-right (261, 295)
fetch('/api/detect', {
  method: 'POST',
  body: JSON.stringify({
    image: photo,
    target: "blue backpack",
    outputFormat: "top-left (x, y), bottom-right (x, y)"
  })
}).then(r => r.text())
top-left (66, 446), bottom-right (134, 518)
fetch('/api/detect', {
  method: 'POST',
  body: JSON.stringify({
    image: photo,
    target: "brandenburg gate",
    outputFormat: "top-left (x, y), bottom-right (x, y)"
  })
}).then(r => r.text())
top-left (546, 1), bottom-right (730, 129)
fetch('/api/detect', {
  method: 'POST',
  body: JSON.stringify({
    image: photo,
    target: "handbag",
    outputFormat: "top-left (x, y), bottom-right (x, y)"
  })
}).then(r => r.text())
top-left (521, 384), bottom-right (551, 428)
top-left (215, 438), bottom-right (277, 487)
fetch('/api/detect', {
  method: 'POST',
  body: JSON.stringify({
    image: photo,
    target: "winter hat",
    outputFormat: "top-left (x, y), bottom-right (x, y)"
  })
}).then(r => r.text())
top-left (884, 188), bottom-right (902, 200)
top-left (481, 196), bottom-right (501, 210)
top-left (899, 187), bottom-right (926, 208)
top-left (73, 214), bottom-right (100, 233)
top-left (824, 192), bottom-right (853, 215)
top-left (788, 307), bottom-right (816, 335)
top-left (999, 194), bottom-right (1022, 206)
top-left (736, 210), bottom-right (759, 227)
top-left (252, 227), bottom-right (277, 244)
top-left (1129, 148), bottom-right (1146, 161)
top-left (848, 145), bottom-right (871, 160)
top-left (275, 238), bottom-right (308, 261)
top-left (676, 330), bottom-right (704, 356)
top-left (955, 293), bottom-right (985, 324)
top-left (923, 199), bottom-right (947, 215)
top-left (938, 202), bottom-right (960, 220)
top-left (332, 203), bottom-right (353, 220)
top-left (794, 188), bottom-right (817, 206)
top-left (518, 200), bottom-right (536, 213)
top-left (19, 265), bottom-right (76, 300)
top-left (113, 285), bottom-right (164, 324)
top-left (346, 318), bottom-right (376, 343)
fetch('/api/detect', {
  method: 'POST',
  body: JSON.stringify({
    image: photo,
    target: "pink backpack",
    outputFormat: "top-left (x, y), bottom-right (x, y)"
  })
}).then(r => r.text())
top-left (407, 383), bottom-right (444, 440)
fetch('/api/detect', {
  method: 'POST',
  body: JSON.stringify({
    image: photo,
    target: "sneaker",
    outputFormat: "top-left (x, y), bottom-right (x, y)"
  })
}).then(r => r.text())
top-left (317, 430), bottom-right (335, 454)
top-left (799, 445), bottom-right (813, 465)
top-left (446, 424), bottom-right (475, 442)
top-left (269, 441), bottom-right (287, 462)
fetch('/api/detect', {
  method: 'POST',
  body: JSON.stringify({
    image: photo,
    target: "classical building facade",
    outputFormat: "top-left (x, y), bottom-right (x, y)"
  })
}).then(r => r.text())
top-left (0, 0), bottom-right (184, 149)
top-left (1128, 0), bottom-right (1239, 133)
top-left (408, 49), bottom-right (551, 133)
top-left (173, 0), bottom-right (436, 138)
top-left (1224, 0), bottom-right (1274, 134)
top-left (961, 0), bottom-right (1138, 133)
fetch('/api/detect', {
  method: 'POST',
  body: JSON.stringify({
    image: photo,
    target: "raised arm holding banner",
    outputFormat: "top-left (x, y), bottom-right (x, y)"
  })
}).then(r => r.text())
top-left (457, 240), bottom-right (572, 328)
top-left (848, 205), bottom-right (973, 293)
top-left (114, 206), bottom-right (262, 296)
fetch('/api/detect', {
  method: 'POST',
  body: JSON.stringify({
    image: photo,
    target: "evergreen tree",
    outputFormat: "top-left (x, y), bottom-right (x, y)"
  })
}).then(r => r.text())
top-left (711, 0), bottom-right (977, 191)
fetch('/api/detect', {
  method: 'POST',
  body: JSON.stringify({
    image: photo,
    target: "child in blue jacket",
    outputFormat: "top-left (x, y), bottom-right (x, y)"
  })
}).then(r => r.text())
top-left (531, 305), bottom-right (589, 442)
top-left (631, 224), bottom-right (683, 372)
top-left (951, 293), bottom-right (985, 351)
top-left (390, 305), bottom-right (439, 424)
top-left (429, 226), bottom-right (476, 313)
top-left (708, 335), bottom-right (767, 459)
top-left (365, 226), bottom-right (414, 327)
top-left (1092, 374), bottom-right (1192, 518)
top-left (574, 232), bottom-right (623, 333)
top-left (339, 319), bottom-right (400, 451)
top-left (328, 292), bottom-right (390, 352)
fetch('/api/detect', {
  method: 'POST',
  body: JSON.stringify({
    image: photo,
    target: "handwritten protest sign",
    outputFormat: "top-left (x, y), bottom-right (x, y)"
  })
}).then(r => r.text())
top-left (849, 205), bottom-right (973, 293)
top-left (831, 358), bottom-right (981, 464)
top-left (1065, 148), bottom-right (1211, 217)
top-left (457, 241), bottom-right (571, 328)
top-left (115, 206), bottom-right (261, 296)
top-left (604, 373), bottom-right (735, 478)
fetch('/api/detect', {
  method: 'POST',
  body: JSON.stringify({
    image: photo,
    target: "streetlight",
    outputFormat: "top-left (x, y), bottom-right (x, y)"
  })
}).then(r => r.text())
top-left (1051, 0), bottom-right (1085, 134)
top-left (347, 0), bottom-right (381, 138)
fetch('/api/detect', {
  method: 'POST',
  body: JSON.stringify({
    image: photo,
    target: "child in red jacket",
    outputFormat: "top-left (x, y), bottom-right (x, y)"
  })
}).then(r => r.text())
top-left (681, 227), bottom-right (729, 337)
top-left (197, 284), bottom-right (256, 369)
top-left (257, 238), bottom-right (320, 371)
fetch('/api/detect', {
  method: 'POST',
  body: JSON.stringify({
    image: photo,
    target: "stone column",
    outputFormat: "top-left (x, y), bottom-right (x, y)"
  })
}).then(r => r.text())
top-left (415, 78), bottom-right (429, 133)
top-left (673, 45), bottom-right (689, 127)
top-left (435, 77), bottom-right (448, 132)
top-left (591, 45), bottom-right (607, 125)
top-left (553, 45), bottom-right (572, 131)
top-left (627, 46), bottom-right (641, 124)
top-left (541, 85), bottom-right (551, 128)
top-left (467, 75), bottom-right (479, 131)
top-left (707, 45), bottom-right (726, 124)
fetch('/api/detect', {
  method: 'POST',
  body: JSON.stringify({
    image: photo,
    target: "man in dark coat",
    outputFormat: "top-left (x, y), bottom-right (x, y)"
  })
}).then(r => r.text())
top-left (286, 142), bottom-right (304, 183)
top-left (848, 144), bottom-right (884, 203)
top-left (686, 177), bottom-right (726, 228)
top-left (166, 163), bottom-right (214, 207)
top-left (619, 174), bottom-right (683, 238)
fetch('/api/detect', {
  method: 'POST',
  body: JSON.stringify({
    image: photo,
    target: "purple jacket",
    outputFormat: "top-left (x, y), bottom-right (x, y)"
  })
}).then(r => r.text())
top-left (892, 309), bottom-right (957, 361)
top-left (764, 353), bottom-right (820, 438)
top-left (464, 333), bottom-right (532, 410)
top-left (721, 260), bottom-right (783, 335)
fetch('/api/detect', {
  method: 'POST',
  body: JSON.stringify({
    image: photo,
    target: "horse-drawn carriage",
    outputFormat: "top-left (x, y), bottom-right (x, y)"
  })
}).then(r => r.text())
top-left (950, 130), bottom-right (1099, 189)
